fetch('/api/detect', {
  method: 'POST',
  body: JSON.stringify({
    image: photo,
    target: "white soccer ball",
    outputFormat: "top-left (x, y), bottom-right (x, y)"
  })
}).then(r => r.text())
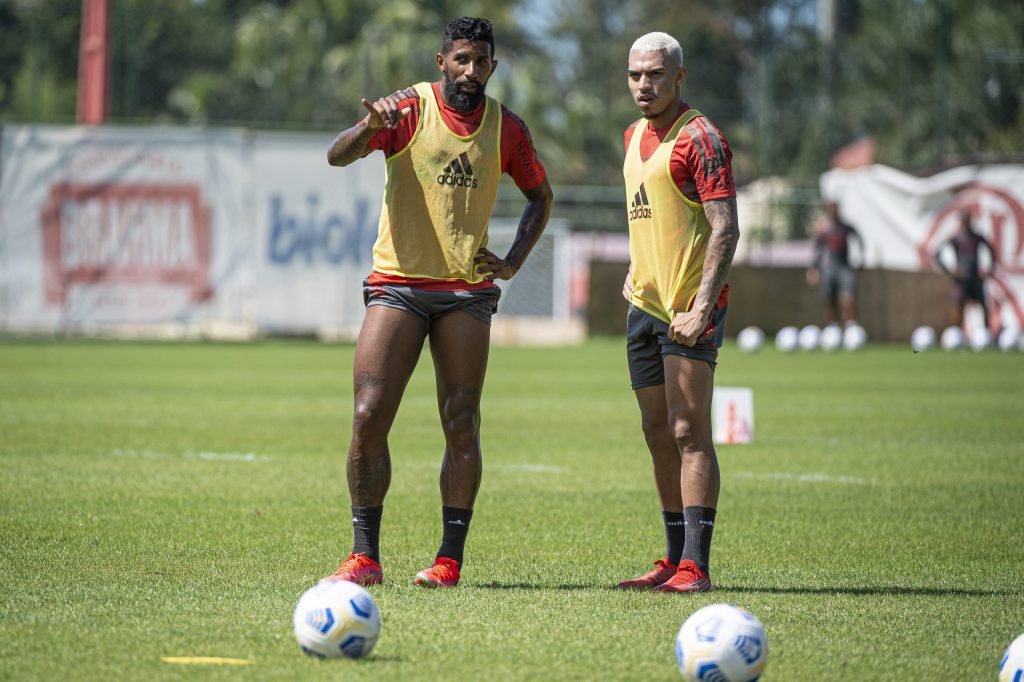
top-left (819, 324), bottom-right (843, 352)
top-left (998, 328), bottom-right (1021, 352)
top-left (910, 326), bottom-right (936, 352)
top-left (293, 579), bottom-right (381, 658)
top-left (940, 326), bottom-right (965, 351)
top-left (843, 324), bottom-right (867, 351)
top-left (969, 327), bottom-right (993, 352)
top-left (1000, 633), bottom-right (1024, 682)
top-left (676, 603), bottom-right (767, 682)
top-left (774, 326), bottom-right (798, 353)
top-left (736, 326), bottom-right (765, 353)
top-left (797, 325), bottom-right (821, 351)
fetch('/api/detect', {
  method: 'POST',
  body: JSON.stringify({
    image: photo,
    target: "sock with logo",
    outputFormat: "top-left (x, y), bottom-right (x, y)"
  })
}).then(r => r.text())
top-left (679, 506), bottom-right (717, 572)
top-left (662, 510), bottom-right (687, 565)
top-left (351, 506), bottom-right (383, 562)
top-left (436, 506), bottom-right (474, 567)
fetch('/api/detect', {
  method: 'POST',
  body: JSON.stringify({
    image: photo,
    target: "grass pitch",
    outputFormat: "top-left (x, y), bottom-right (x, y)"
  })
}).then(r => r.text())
top-left (1, 338), bottom-right (1022, 680)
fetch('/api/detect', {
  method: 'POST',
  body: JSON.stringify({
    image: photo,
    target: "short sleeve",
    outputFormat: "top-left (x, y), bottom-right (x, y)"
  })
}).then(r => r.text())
top-left (499, 106), bottom-right (546, 191)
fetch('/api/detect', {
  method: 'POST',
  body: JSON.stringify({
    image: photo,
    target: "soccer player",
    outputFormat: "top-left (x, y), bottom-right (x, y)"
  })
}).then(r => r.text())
top-left (805, 202), bottom-right (863, 327)
top-left (933, 210), bottom-right (997, 330)
top-left (616, 32), bottom-right (739, 593)
top-left (324, 17), bottom-right (552, 588)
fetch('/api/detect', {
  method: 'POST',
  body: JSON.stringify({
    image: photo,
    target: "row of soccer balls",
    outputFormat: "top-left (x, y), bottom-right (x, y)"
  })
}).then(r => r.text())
top-left (736, 324), bottom-right (1024, 353)
top-left (292, 579), bottom-right (1024, 680)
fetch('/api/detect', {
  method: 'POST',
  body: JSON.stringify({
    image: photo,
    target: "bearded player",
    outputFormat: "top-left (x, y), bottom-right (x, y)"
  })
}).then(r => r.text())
top-left (325, 17), bottom-right (552, 588)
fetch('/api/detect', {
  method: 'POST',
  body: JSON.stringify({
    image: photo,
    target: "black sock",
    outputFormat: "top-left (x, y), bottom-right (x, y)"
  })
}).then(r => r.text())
top-left (662, 511), bottom-right (687, 565)
top-left (679, 506), bottom-right (716, 572)
top-left (436, 506), bottom-right (473, 567)
top-left (351, 506), bottom-right (383, 562)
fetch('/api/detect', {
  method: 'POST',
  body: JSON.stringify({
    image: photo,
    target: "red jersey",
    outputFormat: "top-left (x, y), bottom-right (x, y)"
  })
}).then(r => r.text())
top-left (365, 81), bottom-right (546, 191)
top-left (623, 104), bottom-right (735, 204)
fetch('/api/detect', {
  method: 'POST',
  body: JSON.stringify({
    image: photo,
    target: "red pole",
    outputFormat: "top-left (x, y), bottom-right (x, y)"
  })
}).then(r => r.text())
top-left (76, 0), bottom-right (109, 125)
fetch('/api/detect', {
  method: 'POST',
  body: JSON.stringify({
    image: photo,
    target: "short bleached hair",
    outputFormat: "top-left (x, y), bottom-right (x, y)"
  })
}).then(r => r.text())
top-left (629, 32), bottom-right (684, 66)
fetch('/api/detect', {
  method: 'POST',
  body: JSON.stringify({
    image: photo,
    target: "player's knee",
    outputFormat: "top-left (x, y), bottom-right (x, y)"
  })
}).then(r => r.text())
top-left (669, 416), bottom-right (700, 449)
top-left (640, 415), bottom-right (669, 445)
top-left (351, 401), bottom-right (387, 442)
top-left (441, 393), bottom-right (481, 448)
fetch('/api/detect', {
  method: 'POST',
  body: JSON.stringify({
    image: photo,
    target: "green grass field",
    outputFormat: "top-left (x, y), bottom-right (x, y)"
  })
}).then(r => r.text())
top-left (2, 338), bottom-right (1022, 680)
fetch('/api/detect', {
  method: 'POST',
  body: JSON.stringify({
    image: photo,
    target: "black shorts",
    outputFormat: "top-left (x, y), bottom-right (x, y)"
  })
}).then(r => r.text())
top-left (362, 280), bottom-right (501, 328)
top-left (626, 303), bottom-right (728, 389)
top-left (953, 277), bottom-right (986, 304)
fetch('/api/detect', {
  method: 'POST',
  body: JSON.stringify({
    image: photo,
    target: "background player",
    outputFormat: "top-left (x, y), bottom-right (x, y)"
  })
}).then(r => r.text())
top-left (616, 32), bottom-right (739, 593)
top-left (324, 17), bottom-right (552, 588)
top-left (805, 201), bottom-right (863, 327)
top-left (933, 210), bottom-right (997, 331)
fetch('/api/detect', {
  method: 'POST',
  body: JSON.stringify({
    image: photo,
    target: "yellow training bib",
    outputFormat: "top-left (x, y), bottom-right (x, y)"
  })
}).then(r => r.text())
top-left (372, 82), bottom-right (502, 282)
top-left (623, 110), bottom-right (712, 323)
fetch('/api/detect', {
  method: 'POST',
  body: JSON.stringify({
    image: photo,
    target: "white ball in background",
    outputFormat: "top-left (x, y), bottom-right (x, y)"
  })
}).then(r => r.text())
top-left (736, 326), bottom-right (765, 353)
top-left (910, 326), bottom-right (936, 352)
top-left (774, 326), bottom-right (799, 353)
top-left (997, 328), bottom-right (1020, 352)
top-left (819, 324), bottom-right (843, 352)
top-left (969, 328), bottom-right (993, 352)
top-left (797, 325), bottom-right (821, 351)
top-left (842, 324), bottom-right (867, 351)
top-left (940, 326), bottom-right (965, 351)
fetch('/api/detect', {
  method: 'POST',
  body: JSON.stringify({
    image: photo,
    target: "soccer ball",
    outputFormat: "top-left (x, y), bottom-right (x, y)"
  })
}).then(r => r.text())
top-left (997, 328), bottom-right (1021, 352)
top-left (968, 327), bottom-right (993, 352)
top-left (675, 603), bottom-right (767, 682)
top-left (940, 326), bottom-right (965, 351)
top-left (842, 324), bottom-right (867, 351)
top-left (797, 325), bottom-right (821, 351)
top-left (736, 326), bottom-right (765, 353)
top-left (774, 326), bottom-right (798, 353)
top-left (293, 579), bottom-right (381, 659)
top-left (910, 326), bottom-right (936, 352)
top-left (819, 324), bottom-right (843, 352)
top-left (1000, 633), bottom-right (1024, 682)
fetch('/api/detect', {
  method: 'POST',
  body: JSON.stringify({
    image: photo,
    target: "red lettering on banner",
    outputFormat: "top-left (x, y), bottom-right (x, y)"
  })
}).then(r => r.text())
top-left (40, 183), bottom-right (212, 304)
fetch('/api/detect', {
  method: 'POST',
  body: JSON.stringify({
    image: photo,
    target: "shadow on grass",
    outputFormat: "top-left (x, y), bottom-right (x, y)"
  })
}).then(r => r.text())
top-left (471, 582), bottom-right (1015, 597)
top-left (716, 584), bottom-right (1015, 598)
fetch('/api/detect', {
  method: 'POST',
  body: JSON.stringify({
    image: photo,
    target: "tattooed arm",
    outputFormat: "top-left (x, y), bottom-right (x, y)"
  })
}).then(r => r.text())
top-left (668, 196), bottom-right (740, 346)
top-left (474, 178), bottom-right (554, 281)
top-left (327, 87), bottom-right (416, 167)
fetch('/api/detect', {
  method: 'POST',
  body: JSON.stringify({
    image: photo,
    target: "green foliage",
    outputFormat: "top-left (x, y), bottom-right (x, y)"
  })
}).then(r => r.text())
top-left (0, 1), bottom-right (1022, 181)
top-left (1, 338), bottom-right (1023, 679)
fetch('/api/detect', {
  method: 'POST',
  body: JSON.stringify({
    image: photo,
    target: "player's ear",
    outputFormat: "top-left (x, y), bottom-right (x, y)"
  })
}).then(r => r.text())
top-left (676, 66), bottom-right (687, 88)
top-left (436, 52), bottom-right (444, 71)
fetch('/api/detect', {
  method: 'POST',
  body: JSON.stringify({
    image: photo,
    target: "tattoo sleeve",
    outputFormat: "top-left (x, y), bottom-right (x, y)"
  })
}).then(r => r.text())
top-left (503, 178), bottom-right (554, 272)
top-left (327, 121), bottom-right (375, 167)
top-left (692, 196), bottom-right (740, 314)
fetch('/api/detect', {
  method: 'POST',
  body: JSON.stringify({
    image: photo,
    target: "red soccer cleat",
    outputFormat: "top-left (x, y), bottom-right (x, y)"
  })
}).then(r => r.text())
top-left (652, 559), bottom-right (713, 593)
top-left (616, 558), bottom-right (678, 589)
top-left (327, 553), bottom-right (382, 586)
top-left (414, 557), bottom-right (461, 588)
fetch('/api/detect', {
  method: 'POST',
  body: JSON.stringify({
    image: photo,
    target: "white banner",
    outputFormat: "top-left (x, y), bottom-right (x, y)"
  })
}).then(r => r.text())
top-left (0, 125), bottom-right (383, 336)
top-left (821, 164), bottom-right (1024, 331)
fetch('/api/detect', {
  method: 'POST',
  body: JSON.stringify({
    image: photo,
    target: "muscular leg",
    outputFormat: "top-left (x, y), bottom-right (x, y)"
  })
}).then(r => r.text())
top-left (839, 292), bottom-right (856, 325)
top-left (347, 306), bottom-right (428, 507)
top-left (633, 385), bottom-right (683, 513)
top-left (663, 355), bottom-right (719, 509)
top-left (428, 310), bottom-right (490, 509)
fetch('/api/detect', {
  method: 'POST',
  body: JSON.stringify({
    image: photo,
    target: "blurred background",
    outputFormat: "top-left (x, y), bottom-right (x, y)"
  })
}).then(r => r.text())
top-left (1, 0), bottom-right (1023, 343)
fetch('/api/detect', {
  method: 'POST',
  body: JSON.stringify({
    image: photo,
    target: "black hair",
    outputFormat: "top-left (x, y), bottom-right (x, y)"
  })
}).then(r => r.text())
top-left (442, 16), bottom-right (495, 54)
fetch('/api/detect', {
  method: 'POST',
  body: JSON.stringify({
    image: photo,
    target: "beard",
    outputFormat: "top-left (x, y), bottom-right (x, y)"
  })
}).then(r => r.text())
top-left (442, 69), bottom-right (486, 112)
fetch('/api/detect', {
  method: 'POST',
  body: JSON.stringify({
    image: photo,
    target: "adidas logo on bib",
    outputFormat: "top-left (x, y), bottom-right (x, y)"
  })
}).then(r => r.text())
top-left (437, 152), bottom-right (479, 189)
top-left (629, 182), bottom-right (652, 220)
